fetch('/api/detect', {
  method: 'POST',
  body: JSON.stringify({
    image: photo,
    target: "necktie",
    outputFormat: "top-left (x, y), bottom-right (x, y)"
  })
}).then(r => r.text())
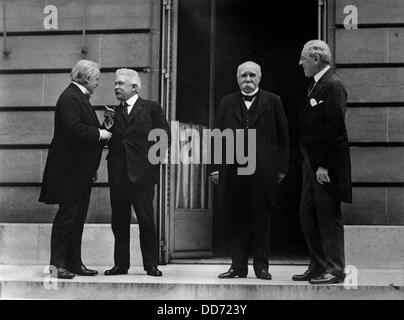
top-left (242, 93), bottom-right (257, 102)
top-left (307, 79), bottom-right (316, 96)
top-left (122, 101), bottom-right (129, 115)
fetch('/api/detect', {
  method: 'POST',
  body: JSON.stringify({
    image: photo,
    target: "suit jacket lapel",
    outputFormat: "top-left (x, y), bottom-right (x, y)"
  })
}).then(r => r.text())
top-left (250, 91), bottom-right (266, 126)
top-left (83, 97), bottom-right (100, 126)
top-left (303, 67), bottom-right (335, 109)
top-left (231, 95), bottom-right (242, 122)
top-left (69, 83), bottom-right (100, 126)
top-left (124, 97), bottom-right (144, 131)
top-left (114, 104), bottom-right (126, 131)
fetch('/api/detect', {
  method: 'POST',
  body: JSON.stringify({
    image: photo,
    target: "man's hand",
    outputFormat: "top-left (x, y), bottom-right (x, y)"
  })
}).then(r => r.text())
top-left (210, 172), bottom-right (219, 185)
top-left (99, 129), bottom-right (112, 141)
top-left (277, 172), bottom-right (286, 183)
top-left (104, 105), bottom-right (115, 128)
top-left (92, 171), bottom-right (98, 182)
top-left (316, 166), bottom-right (330, 185)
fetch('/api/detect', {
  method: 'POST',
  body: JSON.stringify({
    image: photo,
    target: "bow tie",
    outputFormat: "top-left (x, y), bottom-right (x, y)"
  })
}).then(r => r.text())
top-left (242, 93), bottom-right (257, 102)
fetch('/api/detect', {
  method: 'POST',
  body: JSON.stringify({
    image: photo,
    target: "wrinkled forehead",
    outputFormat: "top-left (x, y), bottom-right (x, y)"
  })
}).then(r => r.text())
top-left (238, 63), bottom-right (261, 76)
top-left (115, 75), bottom-right (132, 83)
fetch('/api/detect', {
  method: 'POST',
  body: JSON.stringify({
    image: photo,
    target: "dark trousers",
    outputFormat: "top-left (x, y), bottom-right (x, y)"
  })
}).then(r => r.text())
top-left (109, 175), bottom-right (158, 270)
top-left (227, 174), bottom-right (271, 275)
top-left (50, 183), bottom-right (92, 268)
top-left (300, 148), bottom-right (345, 277)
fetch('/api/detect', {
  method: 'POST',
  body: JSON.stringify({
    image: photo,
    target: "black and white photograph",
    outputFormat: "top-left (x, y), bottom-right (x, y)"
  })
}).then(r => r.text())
top-left (0, 0), bottom-right (403, 306)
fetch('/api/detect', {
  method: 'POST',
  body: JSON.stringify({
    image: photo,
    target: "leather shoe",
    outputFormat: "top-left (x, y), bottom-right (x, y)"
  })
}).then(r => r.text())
top-left (218, 268), bottom-right (247, 279)
top-left (69, 264), bottom-right (98, 276)
top-left (146, 266), bottom-right (162, 277)
top-left (309, 272), bottom-right (344, 284)
top-left (55, 267), bottom-right (75, 279)
top-left (104, 266), bottom-right (128, 276)
top-left (292, 269), bottom-right (320, 281)
top-left (255, 269), bottom-right (272, 280)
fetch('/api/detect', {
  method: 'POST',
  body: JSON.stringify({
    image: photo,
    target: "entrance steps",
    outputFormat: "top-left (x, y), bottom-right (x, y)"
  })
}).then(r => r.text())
top-left (0, 264), bottom-right (403, 299)
top-left (0, 223), bottom-right (142, 266)
top-left (1, 224), bottom-right (404, 268)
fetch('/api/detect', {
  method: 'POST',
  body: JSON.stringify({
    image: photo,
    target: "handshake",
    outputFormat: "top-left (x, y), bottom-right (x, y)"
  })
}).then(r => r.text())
top-left (99, 105), bottom-right (116, 141)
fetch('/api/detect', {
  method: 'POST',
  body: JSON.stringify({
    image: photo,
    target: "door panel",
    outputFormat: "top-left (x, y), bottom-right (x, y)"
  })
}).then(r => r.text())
top-left (169, 121), bottom-right (213, 258)
top-left (167, 0), bottom-right (214, 259)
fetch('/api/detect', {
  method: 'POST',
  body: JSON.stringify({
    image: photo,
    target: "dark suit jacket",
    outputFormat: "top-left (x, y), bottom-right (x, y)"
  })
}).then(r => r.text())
top-left (107, 97), bottom-right (170, 186)
top-left (299, 67), bottom-right (352, 203)
top-left (39, 83), bottom-right (103, 204)
top-left (213, 89), bottom-right (289, 206)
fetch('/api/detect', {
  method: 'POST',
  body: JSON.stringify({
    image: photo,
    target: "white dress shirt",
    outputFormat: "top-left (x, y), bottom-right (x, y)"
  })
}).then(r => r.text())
top-left (242, 87), bottom-right (259, 110)
top-left (124, 93), bottom-right (139, 114)
top-left (72, 81), bottom-right (90, 95)
top-left (314, 65), bottom-right (331, 84)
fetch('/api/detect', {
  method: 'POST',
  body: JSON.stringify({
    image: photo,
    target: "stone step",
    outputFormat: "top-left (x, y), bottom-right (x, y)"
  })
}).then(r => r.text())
top-left (1, 224), bottom-right (404, 268)
top-left (0, 265), bottom-right (403, 300)
top-left (345, 226), bottom-right (404, 269)
top-left (0, 223), bottom-right (142, 266)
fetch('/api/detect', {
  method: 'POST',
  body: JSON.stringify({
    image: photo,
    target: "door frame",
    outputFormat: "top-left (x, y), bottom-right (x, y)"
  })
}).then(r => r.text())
top-left (159, 0), bottom-right (331, 263)
top-left (159, 0), bottom-right (217, 262)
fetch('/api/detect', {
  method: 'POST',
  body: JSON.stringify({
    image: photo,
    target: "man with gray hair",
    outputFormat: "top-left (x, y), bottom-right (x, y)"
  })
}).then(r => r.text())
top-left (104, 68), bottom-right (170, 276)
top-left (39, 60), bottom-right (112, 279)
top-left (212, 61), bottom-right (289, 280)
top-left (292, 40), bottom-right (352, 284)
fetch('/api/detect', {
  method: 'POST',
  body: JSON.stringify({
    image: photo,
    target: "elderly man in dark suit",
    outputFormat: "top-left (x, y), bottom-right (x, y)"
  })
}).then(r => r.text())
top-left (39, 60), bottom-right (112, 279)
top-left (104, 68), bottom-right (170, 277)
top-left (292, 40), bottom-right (352, 284)
top-left (211, 61), bottom-right (289, 280)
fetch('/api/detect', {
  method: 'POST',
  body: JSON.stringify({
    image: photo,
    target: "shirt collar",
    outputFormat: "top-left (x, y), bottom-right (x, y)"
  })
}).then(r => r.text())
top-left (314, 65), bottom-right (331, 83)
top-left (241, 87), bottom-right (259, 96)
top-left (125, 93), bottom-right (139, 106)
top-left (72, 81), bottom-right (90, 96)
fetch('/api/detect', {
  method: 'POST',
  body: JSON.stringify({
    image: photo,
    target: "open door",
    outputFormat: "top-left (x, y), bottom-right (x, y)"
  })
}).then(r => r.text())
top-left (158, 0), bottom-right (174, 264)
top-left (162, 0), bottom-right (320, 262)
top-left (166, 0), bottom-right (215, 259)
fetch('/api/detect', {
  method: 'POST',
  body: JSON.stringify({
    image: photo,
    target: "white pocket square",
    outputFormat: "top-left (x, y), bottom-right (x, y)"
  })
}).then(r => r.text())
top-left (309, 98), bottom-right (323, 107)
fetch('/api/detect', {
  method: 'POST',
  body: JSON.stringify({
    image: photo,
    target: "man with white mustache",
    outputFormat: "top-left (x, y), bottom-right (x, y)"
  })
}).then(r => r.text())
top-left (212, 61), bottom-right (289, 280)
top-left (104, 68), bottom-right (170, 277)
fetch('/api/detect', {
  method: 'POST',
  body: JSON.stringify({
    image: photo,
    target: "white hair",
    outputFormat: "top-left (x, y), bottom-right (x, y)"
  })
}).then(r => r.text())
top-left (304, 40), bottom-right (332, 65)
top-left (70, 60), bottom-right (100, 85)
top-left (237, 61), bottom-right (262, 77)
top-left (116, 68), bottom-right (142, 91)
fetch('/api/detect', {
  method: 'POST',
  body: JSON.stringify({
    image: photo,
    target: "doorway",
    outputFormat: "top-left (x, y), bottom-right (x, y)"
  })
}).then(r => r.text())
top-left (171, 0), bottom-right (318, 261)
